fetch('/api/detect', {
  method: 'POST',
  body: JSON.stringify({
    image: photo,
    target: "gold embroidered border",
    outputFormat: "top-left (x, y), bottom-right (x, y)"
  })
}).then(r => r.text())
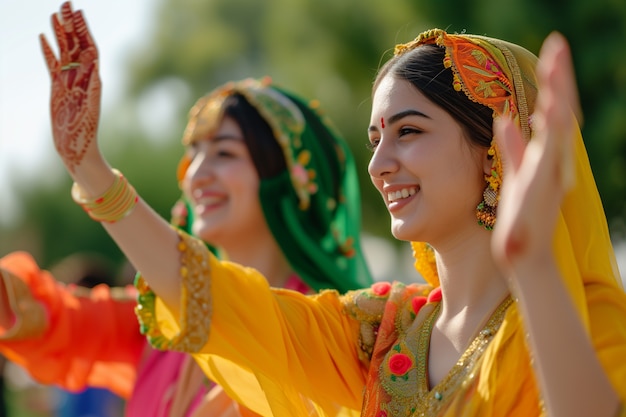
top-left (413, 296), bottom-right (514, 416)
top-left (134, 227), bottom-right (213, 352)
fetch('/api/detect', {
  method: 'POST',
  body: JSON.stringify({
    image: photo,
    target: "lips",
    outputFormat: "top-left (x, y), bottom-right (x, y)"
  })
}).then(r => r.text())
top-left (192, 189), bottom-right (227, 213)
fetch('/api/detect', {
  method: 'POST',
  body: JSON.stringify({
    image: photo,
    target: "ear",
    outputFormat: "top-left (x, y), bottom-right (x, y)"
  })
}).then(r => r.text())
top-left (481, 146), bottom-right (493, 177)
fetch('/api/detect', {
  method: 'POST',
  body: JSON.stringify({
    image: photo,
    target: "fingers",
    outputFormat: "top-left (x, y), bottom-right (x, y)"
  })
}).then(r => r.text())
top-left (495, 116), bottom-right (525, 176)
top-left (60, 2), bottom-right (81, 63)
top-left (51, 10), bottom-right (69, 65)
top-left (536, 32), bottom-right (577, 191)
top-left (45, 1), bottom-right (98, 86)
top-left (39, 34), bottom-right (59, 76)
top-left (74, 11), bottom-right (97, 55)
top-left (538, 32), bottom-right (582, 126)
top-left (50, 2), bottom-right (88, 68)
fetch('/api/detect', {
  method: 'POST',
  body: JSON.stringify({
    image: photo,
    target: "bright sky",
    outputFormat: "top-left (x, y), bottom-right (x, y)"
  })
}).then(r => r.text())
top-left (0, 0), bottom-right (154, 226)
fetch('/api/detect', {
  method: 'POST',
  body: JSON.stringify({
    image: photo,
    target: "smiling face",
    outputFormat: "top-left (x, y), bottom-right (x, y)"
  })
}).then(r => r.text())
top-left (368, 75), bottom-right (488, 245)
top-left (181, 116), bottom-right (272, 248)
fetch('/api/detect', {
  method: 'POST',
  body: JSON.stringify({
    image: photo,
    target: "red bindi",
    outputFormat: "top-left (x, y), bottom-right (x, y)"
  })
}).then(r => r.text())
top-left (381, 117), bottom-right (385, 128)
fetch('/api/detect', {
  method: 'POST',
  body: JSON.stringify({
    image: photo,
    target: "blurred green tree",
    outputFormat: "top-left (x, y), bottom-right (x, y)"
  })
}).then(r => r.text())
top-left (2, 0), bottom-right (625, 270)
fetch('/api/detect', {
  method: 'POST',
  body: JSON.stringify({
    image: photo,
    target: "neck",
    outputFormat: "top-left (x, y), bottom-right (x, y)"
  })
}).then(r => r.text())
top-left (218, 236), bottom-right (293, 288)
top-left (431, 227), bottom-right (509, 318)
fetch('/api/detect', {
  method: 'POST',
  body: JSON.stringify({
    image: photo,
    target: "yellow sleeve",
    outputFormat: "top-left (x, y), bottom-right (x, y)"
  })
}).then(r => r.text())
top-left (135, 230), bottom-right (368, 417)
top-left (585, 281), bottom-right (626, 407)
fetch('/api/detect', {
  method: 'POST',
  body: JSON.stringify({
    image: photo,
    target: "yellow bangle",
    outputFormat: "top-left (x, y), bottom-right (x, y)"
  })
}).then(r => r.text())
top-left (71, 169), bottom-right (138, 223)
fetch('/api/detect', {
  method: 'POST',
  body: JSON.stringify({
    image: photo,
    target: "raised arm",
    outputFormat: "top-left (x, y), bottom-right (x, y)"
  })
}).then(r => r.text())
top-left (41, 1), bottom-right (183, 313)
top-left (492, 33), bottom-right (623, 417)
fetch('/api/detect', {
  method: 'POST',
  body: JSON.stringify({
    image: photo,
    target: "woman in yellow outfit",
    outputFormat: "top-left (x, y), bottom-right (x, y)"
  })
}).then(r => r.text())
top-left (38, 1), bottom-right (626, 416)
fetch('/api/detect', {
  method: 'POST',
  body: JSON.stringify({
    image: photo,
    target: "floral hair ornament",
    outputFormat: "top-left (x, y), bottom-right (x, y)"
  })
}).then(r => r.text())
top-left (398, 29), bottom-right (537, 285)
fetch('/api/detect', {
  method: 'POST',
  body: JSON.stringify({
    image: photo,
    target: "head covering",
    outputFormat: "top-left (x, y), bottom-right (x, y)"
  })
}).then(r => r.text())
top-left (172, 77), bottom-right (373, 293)
top-left (395, 29), bottom-right (626, 414)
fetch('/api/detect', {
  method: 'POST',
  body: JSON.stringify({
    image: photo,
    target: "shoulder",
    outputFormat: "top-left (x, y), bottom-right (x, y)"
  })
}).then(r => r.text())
top-left (342, 281), bottom-right (433, 322)
top-left (340, 281), bottom-right (435, 363)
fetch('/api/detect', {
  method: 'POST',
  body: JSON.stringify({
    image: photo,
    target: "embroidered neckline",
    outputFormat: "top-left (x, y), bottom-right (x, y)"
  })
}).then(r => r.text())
top-left (416, 302), bottom-right (442, 394)
top-left (377, 294), bottom-right (513, 416)
top-left (415, 295), bottom-right (513, 413)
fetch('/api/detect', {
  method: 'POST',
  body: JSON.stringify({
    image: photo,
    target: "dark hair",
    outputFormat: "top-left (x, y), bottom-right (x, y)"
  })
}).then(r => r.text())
top-left (222, 93), bottom-right (286, 178)
top-left (374, 44), bottom-right (494, 149)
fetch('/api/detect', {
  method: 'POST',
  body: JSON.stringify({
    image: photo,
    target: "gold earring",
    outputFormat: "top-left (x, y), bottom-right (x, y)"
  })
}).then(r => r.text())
top-left (476, 183), bottom-right (498, 230)
top-left (476, 142), bottom-right (502, 230)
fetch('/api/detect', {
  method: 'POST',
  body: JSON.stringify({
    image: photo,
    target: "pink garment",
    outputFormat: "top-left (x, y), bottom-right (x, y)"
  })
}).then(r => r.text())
top-left (127, 346), bottom-right (208, 417)
top-left (283, 274), bottom-right (311, 294)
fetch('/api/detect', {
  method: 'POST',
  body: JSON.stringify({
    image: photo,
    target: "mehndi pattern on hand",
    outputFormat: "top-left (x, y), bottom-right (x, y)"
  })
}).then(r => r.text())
top-left (40, 1), bottom-right (101, 173)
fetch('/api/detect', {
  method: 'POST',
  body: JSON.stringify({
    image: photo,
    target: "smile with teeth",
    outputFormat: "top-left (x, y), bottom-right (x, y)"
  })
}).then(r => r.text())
top-left (387, 187), bottom-right (417, 203)
top-left (195, 196), bottom-right (224, 206)
top-left (192, 191), bottom-right (227, 212)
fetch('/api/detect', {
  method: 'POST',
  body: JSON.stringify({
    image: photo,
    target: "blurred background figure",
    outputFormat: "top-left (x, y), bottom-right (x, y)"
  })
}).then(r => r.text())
top-left (48, 253), bottom-right (126, 417)
top-left (1, 253), bottom-right (127, 417)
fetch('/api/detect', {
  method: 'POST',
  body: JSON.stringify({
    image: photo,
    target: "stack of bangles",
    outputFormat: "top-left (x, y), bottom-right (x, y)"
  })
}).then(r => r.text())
top-left (71, 169), bottom-right (139, 223)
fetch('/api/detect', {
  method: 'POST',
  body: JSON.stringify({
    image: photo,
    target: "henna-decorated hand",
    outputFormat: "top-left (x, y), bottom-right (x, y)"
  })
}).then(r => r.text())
top-left (40, 1), bottom-right (100, 174)
top-left (492, 32), bottom-right (579, 273)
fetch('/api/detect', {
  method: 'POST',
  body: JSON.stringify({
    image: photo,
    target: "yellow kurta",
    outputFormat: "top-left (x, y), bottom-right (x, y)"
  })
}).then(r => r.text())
top-left (136, 237), bottom-right (370, 416)
top-left (135, 229), bottom-right (626, 417)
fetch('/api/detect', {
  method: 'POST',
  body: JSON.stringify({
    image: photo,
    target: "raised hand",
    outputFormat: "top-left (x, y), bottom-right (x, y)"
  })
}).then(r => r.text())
top-left (492, 32), bottom-right (579, 270)
top-left (40, 1), bottom-right (100, 174)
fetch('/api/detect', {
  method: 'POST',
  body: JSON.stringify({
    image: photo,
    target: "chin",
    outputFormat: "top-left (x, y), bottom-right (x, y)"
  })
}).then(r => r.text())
top-left (192, 222), bottom-right (222, 244)
top-left (390, 224), bottom-right (413, 242)
top-left (391, 219), bottom-right (427, 243)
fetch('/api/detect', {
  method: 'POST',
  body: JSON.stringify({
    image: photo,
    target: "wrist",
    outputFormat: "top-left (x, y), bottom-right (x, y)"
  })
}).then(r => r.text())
top-left (70, 155), bottom-right (115, 197)
top-left (506, 253), bottom-right (561, 299)
top-left (72, 168), bottom-right (139, 223)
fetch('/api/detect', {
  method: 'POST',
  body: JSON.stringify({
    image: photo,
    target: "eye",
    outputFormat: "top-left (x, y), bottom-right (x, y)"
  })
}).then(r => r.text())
top-left (399, 126), bottom-right (423, 136)
top-left (214, 140), bottom-right (246, 158)
top-left (216, 149), bottom-right (235, 158)
top-left (366, 138), bottom-right (380, 152)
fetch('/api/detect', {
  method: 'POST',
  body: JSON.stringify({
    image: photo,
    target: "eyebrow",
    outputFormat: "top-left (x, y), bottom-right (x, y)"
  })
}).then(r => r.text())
top-left (190, 133), bottom-right (243, 146)
top-left (209, 133), bottom-right (244, 143)
top-left (368, 109), bottom-right (431, 132)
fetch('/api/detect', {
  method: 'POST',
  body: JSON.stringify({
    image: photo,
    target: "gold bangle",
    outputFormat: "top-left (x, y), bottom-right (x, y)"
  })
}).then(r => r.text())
top-left (71, 169), bottom-right (139, 223)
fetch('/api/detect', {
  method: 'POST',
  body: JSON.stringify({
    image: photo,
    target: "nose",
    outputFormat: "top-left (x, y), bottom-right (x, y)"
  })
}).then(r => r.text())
top-left (368, 138), bottom-right (398, 179)
top-left (183, 151), bottom-right (214, 197)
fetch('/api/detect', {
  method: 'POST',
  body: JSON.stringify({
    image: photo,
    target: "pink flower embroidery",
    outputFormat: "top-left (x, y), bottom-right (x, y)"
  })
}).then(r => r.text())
top-left (292, 164), bottom-right (309, 186)
top-left (411, 296), bottom-right (427, 314)
top-left (428, 287), bottom-right (442, 303)
top-left (388, 353), bottom-right (412, 376)
top-left (371, 282), bottom-right (391, 296)
top-left (170, 201), bottom-right (188, 227)
top-left (484, 58), bottom-right (503, 76)
top-left (376, 411), bottom-right (387, 417)
top-left (171, 201), bottom-right (187, 218)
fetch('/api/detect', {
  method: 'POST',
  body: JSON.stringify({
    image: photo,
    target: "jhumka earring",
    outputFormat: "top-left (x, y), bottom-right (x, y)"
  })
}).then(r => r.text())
top-left (476, 142), bottom-right (502, 230)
